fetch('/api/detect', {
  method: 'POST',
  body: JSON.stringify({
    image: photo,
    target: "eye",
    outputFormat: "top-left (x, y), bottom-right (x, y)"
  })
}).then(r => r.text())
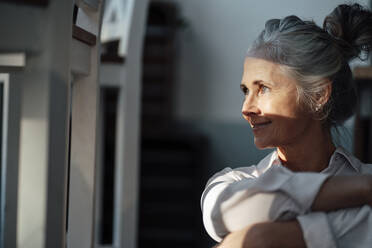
top-left (240, 84), bottom-right (249, 95)
top-left (258, 84), bottom-right (270, 95)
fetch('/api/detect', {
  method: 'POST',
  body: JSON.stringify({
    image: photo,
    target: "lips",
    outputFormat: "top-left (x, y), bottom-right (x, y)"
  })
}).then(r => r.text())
top-left (251, 121), bottom-right (272, 130)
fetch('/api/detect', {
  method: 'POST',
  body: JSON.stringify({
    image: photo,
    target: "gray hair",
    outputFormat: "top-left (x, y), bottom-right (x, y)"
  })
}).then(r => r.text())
top-left (247, 4), bottom-right (372, 127)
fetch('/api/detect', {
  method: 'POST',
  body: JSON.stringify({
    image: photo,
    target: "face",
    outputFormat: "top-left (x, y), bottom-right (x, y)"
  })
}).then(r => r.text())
top-left (241, 57), bottom-right (314, 149)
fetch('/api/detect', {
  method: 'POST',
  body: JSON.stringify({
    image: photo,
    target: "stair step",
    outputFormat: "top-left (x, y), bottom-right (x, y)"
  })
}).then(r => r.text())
top-left (72, 24), bottom-right (97, 46)
top-left (0, 0), bottom-right (48, 6)
top-left (139, 228), bottom-right (195, 241)
top-left (141, 150), bottom-right (194, 164)
top-left (141, 176), bottom-right (194, 190)
top-left (140, 202), bottom-right (194, 214)
top-left (101, 54), bottom-right (125, 64)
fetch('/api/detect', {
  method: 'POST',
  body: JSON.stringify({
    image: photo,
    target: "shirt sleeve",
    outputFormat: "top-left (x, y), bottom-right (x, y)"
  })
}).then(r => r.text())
top-left (329, 205), bottom-right (372, 248)
top-left (297, 212), bottom-right (338, 248)
top-left (201, 165), bottom-right (330, 242)
top-left (297, 205), bottom-right (372, 248)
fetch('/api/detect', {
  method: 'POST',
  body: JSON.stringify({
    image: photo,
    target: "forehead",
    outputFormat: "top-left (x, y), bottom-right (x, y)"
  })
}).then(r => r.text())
top-left (242, 57), bottom-right (297, 87)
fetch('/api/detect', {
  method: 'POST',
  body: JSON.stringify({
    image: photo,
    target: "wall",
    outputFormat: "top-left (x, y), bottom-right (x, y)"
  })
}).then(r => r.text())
top-left (174, 0), bottom-right (369, 122)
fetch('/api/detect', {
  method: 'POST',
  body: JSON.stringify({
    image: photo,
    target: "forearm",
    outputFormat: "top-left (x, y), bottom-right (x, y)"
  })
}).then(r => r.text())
top-left (248, 221), bottom-right (306, 248)
top-left (218, 221), bottom-right (305, 248)
top-left (311, 175), bottom-right (372, 212)
top-left (215, 174), bottom-right (372, 248)
top-left (202, 166), bottom-right (333, 241)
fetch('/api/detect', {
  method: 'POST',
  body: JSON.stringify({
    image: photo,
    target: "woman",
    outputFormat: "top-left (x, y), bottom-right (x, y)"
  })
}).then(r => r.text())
top-left (201, 3), bottom-right (372, 248)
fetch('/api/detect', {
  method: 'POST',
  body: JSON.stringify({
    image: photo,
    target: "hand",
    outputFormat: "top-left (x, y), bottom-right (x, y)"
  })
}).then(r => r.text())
top-left (217, 224), bottom-right (268, 248)
top-left (217, 226), bottom-right (248, 248)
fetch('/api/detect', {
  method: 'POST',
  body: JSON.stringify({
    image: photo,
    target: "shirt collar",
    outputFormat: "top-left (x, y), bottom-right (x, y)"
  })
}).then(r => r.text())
top-left (256, 150), bottom-right (279, 173)
top-left (270, 151), bottom-right (282, 167)
top-left (331, 146), bottom-right (361, 172)
top-left (264, 146), bottom-right (360, 172)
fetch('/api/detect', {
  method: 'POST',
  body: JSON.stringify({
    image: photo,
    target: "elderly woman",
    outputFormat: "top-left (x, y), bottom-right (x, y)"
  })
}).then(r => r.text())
top-left (201, 3), bottom-right (372, 248)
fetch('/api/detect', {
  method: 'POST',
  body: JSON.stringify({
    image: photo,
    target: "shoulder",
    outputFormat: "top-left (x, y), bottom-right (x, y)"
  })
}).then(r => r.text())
top-left (359, 162), bottom-right (372, 175)
top-left (335, 147), bottom-right (372, 174)
top-left (205, 151), bottom-right (277, 186)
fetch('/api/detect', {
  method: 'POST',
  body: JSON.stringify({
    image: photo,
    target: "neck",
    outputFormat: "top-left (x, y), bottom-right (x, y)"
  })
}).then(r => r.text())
top-left (277, 123), bottom-right (335, 172)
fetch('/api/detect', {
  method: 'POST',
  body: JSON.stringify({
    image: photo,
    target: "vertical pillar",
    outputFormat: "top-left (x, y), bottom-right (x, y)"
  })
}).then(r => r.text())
top-left (0, 1), bottom-right (73, 248)
top-left (67, 1), bottom-right (104, 247)
top-left (0, 72), bottom-right (21, 248)
top-left (113, 1), bottom-right (148, 247)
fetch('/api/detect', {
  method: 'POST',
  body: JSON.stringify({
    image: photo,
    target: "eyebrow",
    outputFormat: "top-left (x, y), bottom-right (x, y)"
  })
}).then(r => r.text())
top-left (241, 80), bottom-right (274, 86)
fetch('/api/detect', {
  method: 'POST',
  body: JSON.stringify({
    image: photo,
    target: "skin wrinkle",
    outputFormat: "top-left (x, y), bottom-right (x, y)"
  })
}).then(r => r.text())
top-left (241, 57), bottom-right (335, 172)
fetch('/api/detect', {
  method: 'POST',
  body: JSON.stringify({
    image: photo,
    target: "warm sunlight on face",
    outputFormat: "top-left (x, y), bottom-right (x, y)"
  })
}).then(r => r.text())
top-left (241, 57), bottom-right (314, 149)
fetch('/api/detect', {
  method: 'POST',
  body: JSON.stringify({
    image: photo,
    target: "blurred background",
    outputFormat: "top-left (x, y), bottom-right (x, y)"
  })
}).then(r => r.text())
top-left (0, 0), bottom-right (371, 247)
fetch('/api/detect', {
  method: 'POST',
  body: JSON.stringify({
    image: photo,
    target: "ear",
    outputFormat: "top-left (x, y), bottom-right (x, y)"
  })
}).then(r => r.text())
top-left (316, 80), bottom-right (332, 106)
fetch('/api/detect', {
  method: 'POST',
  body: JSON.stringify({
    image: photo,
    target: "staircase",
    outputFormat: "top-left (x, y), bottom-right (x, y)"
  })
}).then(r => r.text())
top-left (138, 2), bottom-right (206, 247)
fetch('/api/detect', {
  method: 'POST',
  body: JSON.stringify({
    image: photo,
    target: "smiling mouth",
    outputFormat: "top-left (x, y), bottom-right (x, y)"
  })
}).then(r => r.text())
top-left (251, 121), bottom-right (272, 130)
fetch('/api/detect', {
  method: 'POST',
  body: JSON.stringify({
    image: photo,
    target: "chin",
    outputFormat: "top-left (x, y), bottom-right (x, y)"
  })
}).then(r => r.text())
top-left (254, 139), bottom-right (276, 150)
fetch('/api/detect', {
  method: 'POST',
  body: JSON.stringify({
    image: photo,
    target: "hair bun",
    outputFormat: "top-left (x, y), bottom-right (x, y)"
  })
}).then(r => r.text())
top-left (323, 3), bottom-right (372, 61)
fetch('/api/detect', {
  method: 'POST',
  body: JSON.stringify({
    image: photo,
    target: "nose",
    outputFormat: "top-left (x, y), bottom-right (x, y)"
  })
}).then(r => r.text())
top-left (242, 96), bottom-right (260, 119)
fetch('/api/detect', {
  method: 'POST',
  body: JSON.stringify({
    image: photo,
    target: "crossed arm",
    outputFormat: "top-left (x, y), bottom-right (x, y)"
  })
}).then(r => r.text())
top-left (202, 168), bottom-right (372, 248)
top-left (218, 175), bottom-right (372, 248)
top-left (217, 221), bottom-right (304, 248)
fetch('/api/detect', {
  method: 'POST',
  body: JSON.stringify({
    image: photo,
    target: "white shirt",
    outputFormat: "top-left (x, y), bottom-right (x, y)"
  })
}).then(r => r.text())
top-left (201, 147), bottom-right (372, 248)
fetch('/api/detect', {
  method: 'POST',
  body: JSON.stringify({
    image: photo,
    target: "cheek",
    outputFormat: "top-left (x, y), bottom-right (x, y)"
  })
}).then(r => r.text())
top-left (274, 114), bottom-right (312, 144)
top-left (259, 96), bottom-right (301, 118)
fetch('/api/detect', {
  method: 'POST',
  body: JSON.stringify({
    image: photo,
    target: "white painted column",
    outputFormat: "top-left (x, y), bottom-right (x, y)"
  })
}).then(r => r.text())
top-left (113, 1), bottom-right (148, 248)
top-left (0, 1), bottom-right (73, 248)
top-left (67, 1), bottom-right (104, 247)
top-left (0, 71), bottom-right (21, 248)
top-left (98, 0), bottom-right (149, 247)
top-left (16, 55), bottom-right (50, 248)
